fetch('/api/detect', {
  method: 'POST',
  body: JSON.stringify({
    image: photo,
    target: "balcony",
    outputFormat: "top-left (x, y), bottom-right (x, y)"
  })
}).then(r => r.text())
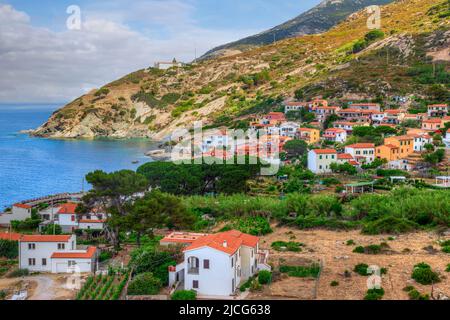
top-left (188, 268), bottom-right (199, 275)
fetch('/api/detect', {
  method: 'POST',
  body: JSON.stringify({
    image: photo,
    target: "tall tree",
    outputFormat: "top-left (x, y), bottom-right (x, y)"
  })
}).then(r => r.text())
top-left (82, 170), bottom-right (149, 249)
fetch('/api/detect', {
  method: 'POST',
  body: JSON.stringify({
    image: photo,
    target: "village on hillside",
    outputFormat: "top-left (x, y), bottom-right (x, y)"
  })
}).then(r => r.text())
top-left (0, 95), bottom-right (449, 301)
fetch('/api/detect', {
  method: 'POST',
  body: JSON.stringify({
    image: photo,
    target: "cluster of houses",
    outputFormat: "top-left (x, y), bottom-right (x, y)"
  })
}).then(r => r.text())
top-left (0, 200), bottom-right (106, 233)
top-left (194, 99), bottom-right (448, 173)
top-left (0, 232), bottom-right (98, 274)
top-left (160, 230), bottom-right (270, 297)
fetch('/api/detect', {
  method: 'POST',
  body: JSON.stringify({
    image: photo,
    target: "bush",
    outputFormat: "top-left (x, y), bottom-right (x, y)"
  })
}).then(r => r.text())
top-left (411, 263), bottom-right (440, 285)
top-left (98, 251), bottom-right (113, 262)
top-left (223, 217), bottom-right (272, 236)
top-left (171, 290), bottom-right (197, 300)
top-left (127, 273), bottom-right (162, 296)
top-left (0, 290), bottom-right (6, 300)
top-left (354, 264), bottom-right (370, 276)
top-left (446, 264), bottom-right (450, 272)
top-left (8, 268), bottom-right (29, 278)
top-left (258, 271), bottom-right (272, 285)
top-left (0, 240), bottom-right (18, 259)
top-left (41, 224), bottom-right (62, 235)
top-left (362, 217), bottom-right (419, 235)
top-left (279, 264), bottom-right (320, 278)
top-left (408, 288), bottom-right (430, 300)
top-left (346, 240), bottom-right (355, 246)
top-left (330, 281), bottom-right (339, 287)
top-left (271, 241), bottom-right (303, 252)
top-left (364, 288), bottom-right (385, 300)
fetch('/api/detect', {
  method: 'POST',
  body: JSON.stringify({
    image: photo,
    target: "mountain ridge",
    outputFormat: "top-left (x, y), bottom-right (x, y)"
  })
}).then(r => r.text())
top-left (200, 0), bottom-right (395, 60)
top-left (32, 0), bottom-right (450, 140)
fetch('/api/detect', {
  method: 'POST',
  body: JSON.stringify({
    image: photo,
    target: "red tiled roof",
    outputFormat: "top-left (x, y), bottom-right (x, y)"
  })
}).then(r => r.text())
top-left (161, 232), bottom-right (208, 244)
top-left (428, 104), bottom-right (448, 107)
top-left (20, 235), bottom-right (72, 242)
top-left (0, 232), bottom-right (22, 241)
top-left (351, 103), bottom-right (379, 106)
top-left (346, 143), bottom-right (375, 149)
top-left (13, 203), bottom-right (32, 209)
top-left (312, 149), bottom-right (337, 155)
top-left (57, 203), bottom-right (78, 215)
top-left (184, 230), bottom-right (259, 255)
top-left (337, 153), bottom-right (353, 160)
top-left (51, 247), bottom-right (97, 259)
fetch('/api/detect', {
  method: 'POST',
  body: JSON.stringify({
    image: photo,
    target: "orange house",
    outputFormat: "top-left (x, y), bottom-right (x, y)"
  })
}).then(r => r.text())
top-left (382, 135), bottom-right (415, 159)
top-left (376, 144), bottom-right (401, 161)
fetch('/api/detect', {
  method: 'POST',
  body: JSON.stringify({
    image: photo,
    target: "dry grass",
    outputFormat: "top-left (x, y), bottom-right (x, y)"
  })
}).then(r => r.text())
top-left (252, 226), bottom-right (450, 300)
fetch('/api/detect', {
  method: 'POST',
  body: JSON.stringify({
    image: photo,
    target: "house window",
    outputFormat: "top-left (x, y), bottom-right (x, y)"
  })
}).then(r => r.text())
top-left (71, 215), bottom-right (75, 222)
top-left (231, 257), bottom-right (234, 268)
top-left (42, 258), bottom-right (47, 266)
top-left (193, 280), bottom-right (199, 289)
top-left (28, 258), bottom-right (36, 266)
top-left (28, 243), bottom-right (36, 250)
top-left (203, 260), bottom-right (210, 269)
top-left (68, 261), bottom-right (77, 267)
top-left (58, 243), bottom-right (65, 250)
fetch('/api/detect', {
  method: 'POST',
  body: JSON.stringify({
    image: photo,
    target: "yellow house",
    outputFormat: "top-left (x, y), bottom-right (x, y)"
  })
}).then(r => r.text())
top-left (383, 135), bottom-right (415, 159)
top-left (297, 128), bottom-right (320, 145)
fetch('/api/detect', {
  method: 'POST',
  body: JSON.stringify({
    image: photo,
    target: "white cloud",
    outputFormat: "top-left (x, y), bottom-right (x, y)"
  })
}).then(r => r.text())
top-left (0, 2), bottom-right (256, 103)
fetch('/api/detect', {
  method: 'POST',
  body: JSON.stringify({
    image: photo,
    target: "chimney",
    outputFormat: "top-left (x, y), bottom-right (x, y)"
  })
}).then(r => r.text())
top-left (223, 240), bottom-right (228, 248)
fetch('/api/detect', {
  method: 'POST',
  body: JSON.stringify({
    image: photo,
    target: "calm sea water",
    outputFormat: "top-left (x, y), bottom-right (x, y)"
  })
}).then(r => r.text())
top-left (0, 104), bottom-right (155, 210)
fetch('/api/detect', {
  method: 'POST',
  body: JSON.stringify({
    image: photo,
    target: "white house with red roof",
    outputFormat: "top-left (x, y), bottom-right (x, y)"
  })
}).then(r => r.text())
top-left (307, 149), bottom-right (338, 174)
top-left (284, 101), bottom-right (308, 114)
top-left (162, 230), bottom-right (269, 297)
top-left (323, 128), bottom-right (347, 143)
top-left (18, 234), bottom-right (97, 273)
top-left (345, 143), bottom-right (375, 164)
top-left (55, 203), bottom-right (79, 233)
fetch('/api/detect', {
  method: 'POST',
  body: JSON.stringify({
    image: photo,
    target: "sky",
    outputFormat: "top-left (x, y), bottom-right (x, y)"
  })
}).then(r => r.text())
top-left (0, 0), bottom-right (322, 103)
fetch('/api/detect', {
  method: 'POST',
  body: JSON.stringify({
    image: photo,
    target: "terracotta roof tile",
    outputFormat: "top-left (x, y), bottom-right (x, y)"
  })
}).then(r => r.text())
top-left (20, 235), bottom-right (72, 242)
top-left (51, 247), bottom-right (97, 259)
top-left (57, 203), bottom-right (78, 214)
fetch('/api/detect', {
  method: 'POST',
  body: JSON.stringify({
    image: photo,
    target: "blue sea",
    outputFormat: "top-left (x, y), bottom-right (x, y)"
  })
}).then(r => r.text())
top-left (0, 104), bottom-right (155, 210)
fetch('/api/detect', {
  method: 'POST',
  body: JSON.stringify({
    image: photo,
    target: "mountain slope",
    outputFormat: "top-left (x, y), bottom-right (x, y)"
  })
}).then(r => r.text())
top-left (200, 0), bottom-right (395, 60)
top-left (33, 0), bottom-right (450, 140)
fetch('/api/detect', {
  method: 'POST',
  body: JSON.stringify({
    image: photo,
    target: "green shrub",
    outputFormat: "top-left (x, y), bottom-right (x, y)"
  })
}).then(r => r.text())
top-left (346, 240), bottom-right (355, 246)
top-left (362, 217), bottom-right (419, 235)
top-left (353, 246), bottom-right (365, 254)
top-left (258, 271), bottom-right (272, 285)
top-left (0, 239), bottom-right (18, 259)
top-left (403, 286), bottom-right (415, 292)
top-left (271, 241), bottom-right (303, 252)
top-left (240, 277), bottom-right (255, 292)
top-left (8, 268), bottom-right (29, 278)
top-left (223, 217), bottom-right (272, 236)
top-left (411, 263), bottom-right (440, 285)
top-left (408, 288), bottom-right (430, 300)
top-left (330, 281), bottom-right (339, 287)
top-left (354, 263), bottom-right (370, 276)
top-left (279, 264), bottom-right (320, 278)
top-left (171, 290), bottom-right (197, 300)
top-left (0, 290), bottom-right (7, 300)
top-left (127, 273), bottom-right (162, 296)
top-left (446, 264), bottom-right (450, 272)
top-left (98, 251), bottom-right (113, 262)
top-left (364, 288), bottom-right (385, 300)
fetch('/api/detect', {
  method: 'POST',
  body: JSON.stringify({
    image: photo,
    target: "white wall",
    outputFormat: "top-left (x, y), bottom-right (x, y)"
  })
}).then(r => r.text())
top-left (0, 206), bottom-right (32, 225)
top-left (19, 236), bottom-right (75, 272)
top-left (78, 222), bottom-right (104, 230)
top-left (51, 257), bottom-right (95, 273)
top-left (184, 247), bottom-right (240, 296)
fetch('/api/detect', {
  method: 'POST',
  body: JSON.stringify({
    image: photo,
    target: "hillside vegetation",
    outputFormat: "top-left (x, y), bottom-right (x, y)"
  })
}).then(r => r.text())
top-left (33, 0), bottom-right (450, 140)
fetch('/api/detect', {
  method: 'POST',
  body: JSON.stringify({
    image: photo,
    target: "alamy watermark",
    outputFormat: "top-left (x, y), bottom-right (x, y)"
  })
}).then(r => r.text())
top-left (66, 5), bottom-right (82, 30)
top-left (366, 5), bottom-right (381, 30)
